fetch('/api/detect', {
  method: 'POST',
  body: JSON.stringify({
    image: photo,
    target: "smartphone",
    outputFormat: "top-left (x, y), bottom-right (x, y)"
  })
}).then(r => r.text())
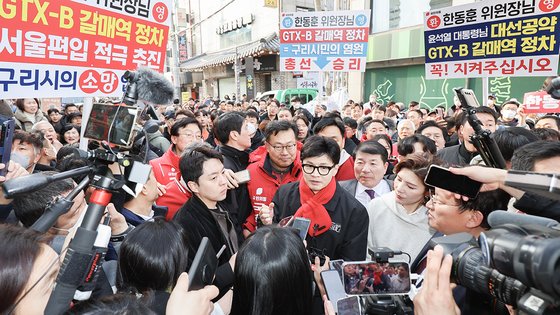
top-left (342, 262), bottom-right (411, 295)
top-left (187, 237), bottom-right (218, 291)
top-left (84, 103), bottom-right (139, 148)
top-left (454, 88), bottom-right (480, 108)
top-left (424, 164), bottom-right (482, 199)
top-left (337, 296), bottom-right (362, 315)
top-left (321, 270), bottom-right (346, 313)
top-left (0, 116), bottom-right (15, 176)
top-left (292, 217), bottom-right (311, 240)
top-left (234, 169), bottom-right (251, 184)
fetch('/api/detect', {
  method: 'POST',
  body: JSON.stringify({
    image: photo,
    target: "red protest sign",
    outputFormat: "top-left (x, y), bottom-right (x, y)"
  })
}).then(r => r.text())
top-left (523, 91), bottom-right (560, 114)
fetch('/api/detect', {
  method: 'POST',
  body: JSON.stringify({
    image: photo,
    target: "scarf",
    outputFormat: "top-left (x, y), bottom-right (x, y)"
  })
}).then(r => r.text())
top-left (294, 177), bottom-right (336, 237)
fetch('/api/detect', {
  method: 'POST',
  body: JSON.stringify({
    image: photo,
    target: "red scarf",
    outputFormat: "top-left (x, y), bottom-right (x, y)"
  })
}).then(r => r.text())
top-left (294, 177), bottom-right (336, 237)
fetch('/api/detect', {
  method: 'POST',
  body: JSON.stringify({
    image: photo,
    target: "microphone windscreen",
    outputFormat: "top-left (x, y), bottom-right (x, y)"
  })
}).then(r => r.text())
top-left (135, 67), bottom-right (175, 105)
top-left (488, 210), bottom-right (559, 228)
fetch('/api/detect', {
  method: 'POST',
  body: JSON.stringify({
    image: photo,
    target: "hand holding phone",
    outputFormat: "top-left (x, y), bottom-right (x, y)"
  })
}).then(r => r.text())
top-left (234, 169), bottom-right (251, 184)
top-left (424, 165), bottom-right (482, 199)
top-left (187, 237), bottom-right (220, 291)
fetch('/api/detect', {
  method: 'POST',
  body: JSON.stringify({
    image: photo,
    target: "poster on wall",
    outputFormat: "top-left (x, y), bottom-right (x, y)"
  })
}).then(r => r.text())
top-left (0, 0), bottom-right (172, 99)
top-left (424, 0), bottom-right (560, 79)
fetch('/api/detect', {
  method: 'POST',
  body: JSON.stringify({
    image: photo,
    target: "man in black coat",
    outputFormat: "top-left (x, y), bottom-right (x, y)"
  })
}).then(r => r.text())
top-left (213, 112), bottom-right (253, 242)
top-left (173, 145), bottom-right (237, 298)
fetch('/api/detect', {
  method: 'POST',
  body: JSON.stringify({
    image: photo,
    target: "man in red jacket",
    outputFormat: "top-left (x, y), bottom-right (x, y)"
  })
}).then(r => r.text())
top-left (149, 117), bottom-right (202, 186)
top-left (243, 120), bottom-right (302, 235)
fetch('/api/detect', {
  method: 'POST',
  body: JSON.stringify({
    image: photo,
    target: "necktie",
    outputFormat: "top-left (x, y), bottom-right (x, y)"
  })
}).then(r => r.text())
top-left (365, 189), bottom-right (376, 199)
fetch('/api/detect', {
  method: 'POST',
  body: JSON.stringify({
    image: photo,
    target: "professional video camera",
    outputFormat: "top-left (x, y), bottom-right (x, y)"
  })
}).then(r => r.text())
top-left (2, 67), bottom-right (174, 315)
top-left (429, 210), bottom-right (560, 315)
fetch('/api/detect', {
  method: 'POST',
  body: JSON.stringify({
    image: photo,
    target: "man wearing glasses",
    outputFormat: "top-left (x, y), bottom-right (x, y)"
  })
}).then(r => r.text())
top-left (243, 121), bottom-right (302, 236)
top-left (150, 117), bottom-right (203, 186)
top-left (261, 135), bottom-right (368, 262)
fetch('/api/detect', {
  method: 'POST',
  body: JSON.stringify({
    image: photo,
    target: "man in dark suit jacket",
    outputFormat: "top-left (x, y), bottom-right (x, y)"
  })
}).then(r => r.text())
top-left (339, 141), bottom-right (393, 208)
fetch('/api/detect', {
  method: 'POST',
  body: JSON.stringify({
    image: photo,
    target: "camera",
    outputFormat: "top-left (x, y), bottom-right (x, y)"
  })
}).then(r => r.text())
top-left (430, 224), bottom-right (560, 314)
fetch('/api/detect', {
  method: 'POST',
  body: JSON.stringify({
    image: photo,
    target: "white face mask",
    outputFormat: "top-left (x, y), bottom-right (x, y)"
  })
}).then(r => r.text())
top-left (246, 123), bottom-right (257, 138)
top-left (10, 151), bottom-right (31, 169)
top-left (502, 109), bottom-right (517, 120)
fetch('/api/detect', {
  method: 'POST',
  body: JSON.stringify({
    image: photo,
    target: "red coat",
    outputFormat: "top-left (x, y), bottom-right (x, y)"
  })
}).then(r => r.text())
top-left (150, 146), bottom-right (180, 186)
top-left (335, 155), bottom-right (355, 181)
top-left (156, 178), bottom-right (192, 221)
top-left (243, 153), bottom-right (303, 232)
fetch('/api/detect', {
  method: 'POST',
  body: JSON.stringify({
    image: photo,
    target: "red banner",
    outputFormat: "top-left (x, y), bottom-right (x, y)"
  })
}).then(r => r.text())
top-left (523, 90), bottom-right (560, 113)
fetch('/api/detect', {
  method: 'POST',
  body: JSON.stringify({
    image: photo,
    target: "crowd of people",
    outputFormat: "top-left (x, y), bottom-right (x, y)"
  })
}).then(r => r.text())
top-left (0, 87), bottom-right (559, 315)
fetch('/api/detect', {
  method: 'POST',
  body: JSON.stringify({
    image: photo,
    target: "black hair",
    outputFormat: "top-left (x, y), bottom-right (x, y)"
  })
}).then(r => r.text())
top-left (118, 218), bottom-right (189, 293)
top-left (456, 106), bottom-right (498, 126)
top-left (231, 226), bottom-right (313, 315)
top-left (532, 127), bottom-right (560, 141)
top-left (458, 188), bottom-right (511, 229)
top-left (300, 135), bottom-right (340, 165)
top-left (47, 108), bottom-right (60, 115)
top-left (416, 120), bottom-right (446, 136)
top-left (0, 224), bottom-right (49, 314)
top-left (264, 120), bottom-right (298, 142)
top-left (364, 119), bottom-right (387, 130)
top-left (66, 112), bottom-right (82, 123)
top-left (59, 124), bottom-right (81, 145)
top-left (409, 101), bottom-right (419, 108)
top-left (194, 109), bottom-right (208, 117)
top-left (353, 140), bottom-right (388, 163)
top-left (408, 109), bottom-right (424, 117)
top-left (170, 117), bottom-right (201, 137)
top-left (397, 134), bottom-right (437, 157)
top-left (179, 143), bottom-right (224, 184)
top-left (511, 141), bottom-right (560, 171)
top-left (373, 105), bottom-right (387, 113)
top-left (12, 171), bottom-right (74, 227)
top-left (245, 110), bottom-right (259, 120)
top-left (491, 127), bottom-right (539, 162)
top-left (312, 117), bottom-right (345, 137)
top-left (371, 134), bottom-right (393, 156)
top-left (213, 112), bottom-right (245, 144)
top-left (13, 130), bottom-right (44, 153)
top-left (536, 115), bottom-right (560, 130)
top-left (343, 117), bottom-right (358, 129)
top-left (64, 293), bottom-right (156, 315)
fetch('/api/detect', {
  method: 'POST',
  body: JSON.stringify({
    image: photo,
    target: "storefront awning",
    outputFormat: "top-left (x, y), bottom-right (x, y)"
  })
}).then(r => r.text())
top-left (181, 32), bottom-right (279, 72)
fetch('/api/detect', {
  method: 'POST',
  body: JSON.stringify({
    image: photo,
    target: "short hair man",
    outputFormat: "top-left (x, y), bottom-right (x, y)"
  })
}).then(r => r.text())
top-left (395, 119), bottom-right (415, 143)
top-left (149, 117), bottom-right (203, 186)
top-left (120, 170), bottom-right (162, 226)
top-left (339, 141), bottom-right (393, 208)
top-left (214, 112), bottom-right (253, 240)
top-left (364, 119), bottom-right (388, 140)
top-left (265, 135), bottom-right (369, 261)
top-left (416, 120), bottom-right (446, 150)
top-left (499, 99), bottom-right (526, 127)
top-left (32, 121), bottom-right (63, 150)
top-left (11, 130), bottom-right (44, 173)
top-left (437, 107), bottom-right (497, 166)
top-left (535, 115), bottom-right (560, 131)
top-left (406, 110), bottom-right (424, 129)
top-left (313, 117), bottom-right (356, 181)
top-left (173, 145), bottom-right (237, 295)
top-left (243, 121), bottom-right (302, 234)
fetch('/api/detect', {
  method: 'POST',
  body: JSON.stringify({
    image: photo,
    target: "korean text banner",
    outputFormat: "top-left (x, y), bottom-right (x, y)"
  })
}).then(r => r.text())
top-left (523, 90), bottom-right (560, 113)
top-left (0, 0), bottom-right (172, 99)
top-left (280, 10), bottom-right (370, 72)
top-left (424, 0), bottom-right (560, 79)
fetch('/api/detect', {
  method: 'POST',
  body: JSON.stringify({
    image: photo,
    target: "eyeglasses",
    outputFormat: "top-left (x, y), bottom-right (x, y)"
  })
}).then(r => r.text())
top-left (302, 164), bottom-right (336, 176)
top-left (429, 190), bottom-right (461, 207)
top-left (267, 142), bottom-right (297, 153)
top-left (178, 132), bottom-right (202, 140)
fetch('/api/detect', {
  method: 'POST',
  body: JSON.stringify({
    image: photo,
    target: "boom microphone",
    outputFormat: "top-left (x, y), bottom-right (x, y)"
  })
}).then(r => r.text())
top-left (122, 67), bottom-right (175, 106)
top-left (488, 210), bottom-right (559, 229)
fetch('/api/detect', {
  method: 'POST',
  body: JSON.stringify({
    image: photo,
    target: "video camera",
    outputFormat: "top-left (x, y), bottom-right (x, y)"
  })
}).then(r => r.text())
top-left (429, 213), bottom-right (560, 315)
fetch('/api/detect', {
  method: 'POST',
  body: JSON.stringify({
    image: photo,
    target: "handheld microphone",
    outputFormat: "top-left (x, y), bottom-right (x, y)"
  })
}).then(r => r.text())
top-left (488, 210), bottom-right (560, 229)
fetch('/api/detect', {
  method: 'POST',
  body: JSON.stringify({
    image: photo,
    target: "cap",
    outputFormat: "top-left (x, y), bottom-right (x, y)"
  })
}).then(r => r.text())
top-left (488, 93), bottom-right (497, 99)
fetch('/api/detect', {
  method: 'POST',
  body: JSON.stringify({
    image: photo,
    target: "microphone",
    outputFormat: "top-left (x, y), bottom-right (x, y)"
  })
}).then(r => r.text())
top-left (124, 67), bottom-right (174, 105)
top-left (488, 210), bottom-right (559, 229)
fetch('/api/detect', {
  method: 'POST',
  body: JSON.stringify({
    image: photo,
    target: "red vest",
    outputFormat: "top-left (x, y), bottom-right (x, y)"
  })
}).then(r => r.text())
top-left (156, 178), bottom-right (192, 221)
top-left (150, 146), bottom-right (180, 186)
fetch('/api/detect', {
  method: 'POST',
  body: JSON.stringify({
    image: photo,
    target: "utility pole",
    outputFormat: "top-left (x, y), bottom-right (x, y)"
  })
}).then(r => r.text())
top-left (170, 0), bottom-right (182, 100)
top-left (235, 46), bottom-right (241, 100)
